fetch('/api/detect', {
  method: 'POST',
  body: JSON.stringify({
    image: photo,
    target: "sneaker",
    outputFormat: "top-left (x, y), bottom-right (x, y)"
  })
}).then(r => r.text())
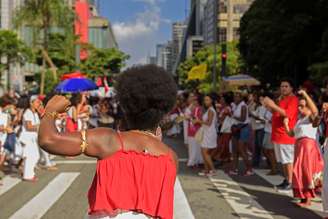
top-left (277, 183), bottom-right (292, 193)
top-left (243, 169), bottom-right (254, 176)
top-left (206, 170), bottom-right (217, 177)
top-left (275, 179), bottom-right (288, 189)
top-left (198, 170), bottom-right (208, 176)
top-left (228, 169), bottom-right (238, 175)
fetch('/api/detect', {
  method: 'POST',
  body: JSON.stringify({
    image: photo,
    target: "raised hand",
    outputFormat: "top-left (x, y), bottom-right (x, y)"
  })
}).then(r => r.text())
top-left (44, 95), bottom-right (71, 114)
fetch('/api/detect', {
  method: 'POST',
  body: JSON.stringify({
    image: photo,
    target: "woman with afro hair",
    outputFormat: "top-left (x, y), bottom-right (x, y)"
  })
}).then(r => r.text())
top-left (38, 65), bottom-right (179, 219)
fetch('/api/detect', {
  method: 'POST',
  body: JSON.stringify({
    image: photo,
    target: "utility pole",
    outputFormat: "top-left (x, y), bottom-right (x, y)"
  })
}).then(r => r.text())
top-left (213, 0), bottom-right (218, 91)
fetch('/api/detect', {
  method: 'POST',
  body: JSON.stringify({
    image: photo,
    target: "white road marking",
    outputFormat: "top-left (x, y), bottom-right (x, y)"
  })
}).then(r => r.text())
top-left (209, 170), bottom-right (274, 219)
top-left (9, 172), bottom-right (80, 219)
top-left (254, 169), bottom-right (323, 212)
top-left (0, 176), bottom-right (21, 196)
top-left (174, 178), bottom-right (195, 219)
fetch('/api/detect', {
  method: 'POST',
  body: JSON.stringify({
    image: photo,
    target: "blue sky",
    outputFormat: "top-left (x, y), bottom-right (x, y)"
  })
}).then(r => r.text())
top-left (98, 0), bottom-right (188, 66)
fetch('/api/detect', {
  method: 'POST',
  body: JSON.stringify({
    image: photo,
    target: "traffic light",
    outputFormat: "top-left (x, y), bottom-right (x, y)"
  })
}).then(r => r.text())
top-left (221, 43), bottom-right (227, 77)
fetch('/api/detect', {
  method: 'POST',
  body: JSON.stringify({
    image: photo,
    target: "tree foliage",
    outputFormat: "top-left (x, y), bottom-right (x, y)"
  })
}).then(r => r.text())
top-left (80, 46), bottom-right (130, 77)
top-left (239, 0), bottom-right (328, 86)
top-left (178, 41), bottom-right (242, 93)
top-left (0, 30), bottom-right (31, 89)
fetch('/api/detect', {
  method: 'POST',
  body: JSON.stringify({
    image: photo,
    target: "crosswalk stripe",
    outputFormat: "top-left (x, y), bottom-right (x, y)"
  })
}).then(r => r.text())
top-left (209, 170), bottom-right (274, 219)
top-left (9, 172), bottom-right (80, 219)
top-left (253, 169), bottom-right (323, 212)
top-left (174, 178), bottom-right (195, 219)
top-left (0, 176), bottom-right (21, 196)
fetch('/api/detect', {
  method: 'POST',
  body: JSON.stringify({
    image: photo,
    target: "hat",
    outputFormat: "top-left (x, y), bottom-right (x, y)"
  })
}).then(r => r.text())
top-left (30, 95), bottom-right (38, 103)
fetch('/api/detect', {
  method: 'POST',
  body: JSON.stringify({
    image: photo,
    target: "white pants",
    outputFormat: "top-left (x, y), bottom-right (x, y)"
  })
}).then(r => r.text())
top-left (323, 138), bottom-right (328, 212)
top-left (86, 212), bottom-right (152, 219)
top-left (39, 149), bottom-right (54, 167)
top-left (22, 138), bottom-right (40, 179)
top-left (187, 137), bottom-right (203, 166)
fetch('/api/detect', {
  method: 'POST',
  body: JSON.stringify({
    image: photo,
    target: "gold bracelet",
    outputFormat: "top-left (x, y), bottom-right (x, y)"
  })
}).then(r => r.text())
top-left (80, 130), bottom-right (88, 154)
top-left (43, 111), bottom-right (58, 120)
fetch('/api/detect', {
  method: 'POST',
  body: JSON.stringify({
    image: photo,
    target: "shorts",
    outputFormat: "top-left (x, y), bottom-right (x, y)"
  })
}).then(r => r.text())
top-left (273, 143), bottom-right (294, 164)
top-left (232, 124), bottom-right (250, 142)
top-left (263, 132), bottom-right (273, 149)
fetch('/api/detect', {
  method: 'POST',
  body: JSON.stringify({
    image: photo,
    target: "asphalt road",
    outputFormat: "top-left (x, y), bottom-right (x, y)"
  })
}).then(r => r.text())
top-left (0, 135), bottom-right (326, 219)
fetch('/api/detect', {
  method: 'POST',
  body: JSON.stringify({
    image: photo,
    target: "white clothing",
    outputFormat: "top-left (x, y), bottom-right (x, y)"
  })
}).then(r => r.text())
top-left (187, 137), bottom-right (203, 166)
top-left (201, 107), bottom-right (217, 149)
top-left (167, 113), bottom-right (180, 136)
top-left (251, 106), bottom-right (266, 130)
top-left (20, 108), bottom-right (40, 179)
top-left (20, 109), bottom-right (40, 144)
top-left (273, 143), bottom-right (294, 164)
top-left (0, 111), bottom-right (9, 145)
top-left (39, 149), bottom-right (55, 167)
top-left (263, 109), bottom-right (272, 133)
top-left (323, 138), bottom-right (328, 212)
top-left (22, 137), bottom-right (40, 179)
top-left (183, 107), bottom-right (191, 144)
top-left (232, 101), bottom-right (250, 125)
top-left (220, 116), bottom-right (233, 133)
top-left (294, 116), bottom-right (317, 140)
top-left (87, 212), bottom-right (153, 219)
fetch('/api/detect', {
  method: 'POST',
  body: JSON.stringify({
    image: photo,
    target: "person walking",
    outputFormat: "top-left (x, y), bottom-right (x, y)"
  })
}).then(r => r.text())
top-left (20, 96), bottom-right (41, 182)
top-left (264, 79), bottom-right (299, 192)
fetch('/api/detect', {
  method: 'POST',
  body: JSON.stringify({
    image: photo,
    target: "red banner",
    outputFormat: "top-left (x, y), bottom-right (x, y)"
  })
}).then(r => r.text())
top-left (75, 0), bottom-right (90, 60)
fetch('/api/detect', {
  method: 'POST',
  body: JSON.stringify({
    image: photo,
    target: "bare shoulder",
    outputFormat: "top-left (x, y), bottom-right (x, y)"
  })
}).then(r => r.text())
top-left (87, 128), bottom-right (120, 158)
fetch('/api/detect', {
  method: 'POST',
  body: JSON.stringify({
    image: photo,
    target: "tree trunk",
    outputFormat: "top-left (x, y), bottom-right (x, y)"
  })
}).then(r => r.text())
top-left (40, 58), bottom-right (46, 95)
top-left (6, 61), bottom-right (10, 91)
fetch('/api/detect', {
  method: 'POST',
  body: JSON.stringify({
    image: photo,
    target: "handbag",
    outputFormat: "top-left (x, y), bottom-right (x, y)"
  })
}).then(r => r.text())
top-left (195, 127), bottom-right (204, 144)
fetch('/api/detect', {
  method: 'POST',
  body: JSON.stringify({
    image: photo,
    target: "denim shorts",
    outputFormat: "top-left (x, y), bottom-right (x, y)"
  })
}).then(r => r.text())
top-left (232, 124), bottom-right (250, 142)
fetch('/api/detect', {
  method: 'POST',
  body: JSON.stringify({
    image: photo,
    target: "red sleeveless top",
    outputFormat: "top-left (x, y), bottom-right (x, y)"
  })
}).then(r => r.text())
top-left (87, 132), bottom-right (177, 219)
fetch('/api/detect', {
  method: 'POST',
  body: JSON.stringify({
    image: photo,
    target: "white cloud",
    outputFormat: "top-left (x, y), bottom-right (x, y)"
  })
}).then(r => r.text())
top-left (112, 0), bottom-right (170, 66)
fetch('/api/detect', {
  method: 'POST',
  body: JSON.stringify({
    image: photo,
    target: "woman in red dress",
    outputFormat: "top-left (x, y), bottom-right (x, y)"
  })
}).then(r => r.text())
top-left (38, 65), bottom-right (178, 219)
top-left (284, 90), bottom-right (323, 207)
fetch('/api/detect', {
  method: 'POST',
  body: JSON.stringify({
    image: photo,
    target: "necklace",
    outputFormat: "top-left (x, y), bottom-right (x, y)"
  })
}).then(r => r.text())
top-left (130, 130), bottom-right (157, 138)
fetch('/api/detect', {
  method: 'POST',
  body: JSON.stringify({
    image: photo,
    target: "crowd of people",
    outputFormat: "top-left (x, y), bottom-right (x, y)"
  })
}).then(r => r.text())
top-left (0, 91), bottom-right (123, 183)
top-left (163, 78), bottom-right (328, 210)
top-left (1, 67), bottom-right (328, 217)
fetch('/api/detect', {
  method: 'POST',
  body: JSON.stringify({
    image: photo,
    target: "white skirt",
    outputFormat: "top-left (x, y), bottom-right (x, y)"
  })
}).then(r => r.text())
top-left (86, 212), bottom-right (152, 219)
top-left (187, 137), bottom-right (203, 166)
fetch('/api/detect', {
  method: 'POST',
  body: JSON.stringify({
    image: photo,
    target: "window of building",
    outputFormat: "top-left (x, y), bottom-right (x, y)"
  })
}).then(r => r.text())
top-left (233, 28), bottom-right (240, 40)
top-left (218, 28), bottom-right (227, 42)
top-left (218, 1), bottom-right (227, 13)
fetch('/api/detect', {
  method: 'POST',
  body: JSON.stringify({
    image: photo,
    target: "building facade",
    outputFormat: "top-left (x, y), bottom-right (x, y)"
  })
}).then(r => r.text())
top-left (156, 42), bottom-right (173, 73)
top-left (171, 22), bottom-right (187, 69)
top-left (203, 0), bottom-right (254, 44)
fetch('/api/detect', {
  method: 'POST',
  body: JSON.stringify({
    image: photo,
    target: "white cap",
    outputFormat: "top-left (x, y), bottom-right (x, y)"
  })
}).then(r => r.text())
top-left (30, 95), bottom-right (38, 103)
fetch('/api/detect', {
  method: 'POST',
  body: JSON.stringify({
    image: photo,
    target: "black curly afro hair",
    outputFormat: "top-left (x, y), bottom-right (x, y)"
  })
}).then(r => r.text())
top-left (114, 64), bottom-right (177, 131)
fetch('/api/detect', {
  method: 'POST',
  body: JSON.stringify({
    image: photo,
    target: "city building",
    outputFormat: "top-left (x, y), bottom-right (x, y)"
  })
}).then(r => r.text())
top-left (172, 0), bottom-right (208, 75)
top-left (0, 0), bottom-right (117, 92)
top-left (156, 42), bottom-right (174, 73)
top-left (146, 56), bottom-right (157, 65)
top-left (203, 0), bottom-right (254, 44)
top-left (171, 22), bottom-right (187, 69)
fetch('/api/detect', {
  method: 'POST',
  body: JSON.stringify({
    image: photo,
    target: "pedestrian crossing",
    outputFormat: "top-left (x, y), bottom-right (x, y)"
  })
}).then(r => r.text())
top-left (0, 160), bottom-right (326, 219)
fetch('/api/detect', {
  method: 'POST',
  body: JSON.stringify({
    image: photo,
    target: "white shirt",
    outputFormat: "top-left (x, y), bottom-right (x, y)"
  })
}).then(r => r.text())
top-left (251, 105), bottom-right (266, 130)
top-left (21, 109), bottom-right (40, 139)
top-left (232, 101), bottom-right (249, 125)
top-left (0, 111), bottom-right (9, 144)
top-left (263, 109), bottom-right (272, 133)
top-left (294, 116), bottom-right (317, 140)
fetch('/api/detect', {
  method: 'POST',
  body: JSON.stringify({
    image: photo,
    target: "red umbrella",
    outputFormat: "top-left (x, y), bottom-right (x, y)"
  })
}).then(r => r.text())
top-left (60, 71), bottom-right (86, 81)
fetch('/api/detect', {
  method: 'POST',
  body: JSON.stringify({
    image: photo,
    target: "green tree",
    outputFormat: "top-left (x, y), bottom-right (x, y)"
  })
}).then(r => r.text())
top-left (0, 30), bottom-right (31, 90)
top-left (80, 46), bottom-right (130, 77)
top-left (14, 0), bottom-right (75, 94)
top-left (239, 0), bottom-right (328, 86)
top-left (178, 41), bottom-right (242, 93)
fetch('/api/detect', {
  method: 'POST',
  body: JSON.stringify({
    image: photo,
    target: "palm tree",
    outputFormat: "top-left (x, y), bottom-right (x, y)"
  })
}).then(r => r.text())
top-left (14, 0), bottom-right (75, 94)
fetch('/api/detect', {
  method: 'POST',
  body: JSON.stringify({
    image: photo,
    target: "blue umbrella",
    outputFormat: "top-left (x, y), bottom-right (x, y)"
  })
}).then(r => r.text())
top-left (55, 78), bottom-right (98, 93)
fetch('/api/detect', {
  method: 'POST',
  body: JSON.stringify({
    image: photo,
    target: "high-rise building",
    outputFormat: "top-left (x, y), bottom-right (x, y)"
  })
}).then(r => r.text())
top-left (203, 0), bottom-right (254, 44)
top-left (156, 42), bottom-right (173, 73)
top-left (171, 22), bottom-right (187, 66)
